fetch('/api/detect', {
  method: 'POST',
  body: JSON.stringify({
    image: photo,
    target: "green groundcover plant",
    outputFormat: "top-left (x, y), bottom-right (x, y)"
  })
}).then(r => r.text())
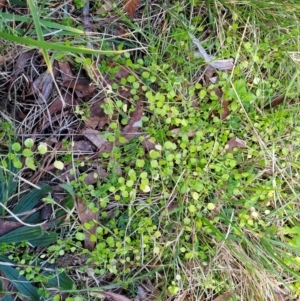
top-left (0, 0), bottom-right (300, 300)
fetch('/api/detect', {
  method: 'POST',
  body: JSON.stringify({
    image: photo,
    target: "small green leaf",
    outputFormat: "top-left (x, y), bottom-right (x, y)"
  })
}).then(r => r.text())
top-left (142, 71), bottom-right (150, 79)
top-left (164, 141), bottom-right (173, 150)
top-left (207, 203), bottom-right (216, 210)
top-left (25, 157), bottom-right (36, 170)
top-left (13, 159), bottom-right (22, 169)
top-left (75, 232), bottom-right (85, 241)
top-left (24, 138), bottom-right (34, 148)
top-left (11, 142), bottom-right (21, 152)
top-left (38, 143), bottom-right (48, 154)
top-left (136, 159), bottom-right (145, 167)
top-left (54, 160), bottom-right (64, 170)
top-left (188, 204), bottom-right (196, 213)
top-left (22, 149), bottom-right (33, 157)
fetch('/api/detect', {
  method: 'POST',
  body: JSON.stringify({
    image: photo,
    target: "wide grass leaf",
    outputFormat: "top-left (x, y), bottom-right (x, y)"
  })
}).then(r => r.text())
top-left (28, 231), bottom-right (57, 246)
top-left (0, 265), bottom-right (40, 300)
top-left (0, 226), bottom-right (43, 243)
top-left (12, 184), bottom-right (53, 214)
top-left (45, 270), bottom-right (75, 290)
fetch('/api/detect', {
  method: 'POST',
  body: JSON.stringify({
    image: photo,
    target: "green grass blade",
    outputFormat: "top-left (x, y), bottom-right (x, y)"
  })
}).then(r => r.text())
top-left (45, 270), bottom-right (76, 290)
top-left (28, 232), bottom-right (57, 246)
top-left (0, 31), bottom-right (134, 54)
top-left (0, 265), bottom-right (41, 300)
top-left (0, 12), bottom-right (86, 35)
top-left (12, 184), bottom-right (53, 214)
top-left (0, 226), bottom-right (43, 244)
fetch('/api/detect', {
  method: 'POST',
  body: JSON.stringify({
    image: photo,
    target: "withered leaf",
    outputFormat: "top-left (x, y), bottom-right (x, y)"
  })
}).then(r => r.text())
top-left (84, 168), bottom-right (109, 185)
top-left (91, 291), bottom-right (132, 301)
top-left (0, 219), bottom-right (22, 236)
top-left (141, 138), bottom-right (157, 152)
top-left (226, 137), bottom-right (247, 152)
top-left (0, 277), bottom-right (10, 299)
top-left (264, 94), bottom-right (285, 110)
top-left (63, 78), bottom-right (95, 97)
top-left (84, 100), bottom-right (110, 129)
top-left (122, 103), bottom-right (143, 140)
top-left (212, 292), bottom-right (233, 301)
top-left (0, 0), bottom-right (6, 9)
top-left (124, 0), bottom-right (140, 19)
top-left (82, 129), bottom-right (108, 149)
top-left (57, 60), bottom-right (74, 83)
top-left (72, 140), bottom-right (95, 152)
top-left (10, 50), bottom-right (36, 83)
top-left (221, 99), bottom-right (230, 120)
top-left (174, 290), bottom-right (188, 301)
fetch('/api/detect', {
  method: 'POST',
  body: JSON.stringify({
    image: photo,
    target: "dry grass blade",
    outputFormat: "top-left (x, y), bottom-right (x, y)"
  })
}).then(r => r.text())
top-left (124, 0), bottom-right (140, 18)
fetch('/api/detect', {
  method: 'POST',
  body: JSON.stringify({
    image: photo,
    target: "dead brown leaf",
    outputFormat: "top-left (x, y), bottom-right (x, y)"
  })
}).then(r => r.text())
top-left (0, 276), bottom-right (11, 298)
top-left (63, 78), bottom-right (95, 97)
top-left (212, 292), bottom-right (233, 301)
top-left (38, 92), bottom-right (81, 131)
top-left (76, 197), bottom-right (97, 251)
top-left (82, 129), bottom-right (108, 149)
top-left (84, 168), bottom-right (109, 185)
top-left (72, 140), bottom-right (96, 152)
top-left (10, 50), bottom-right (36, 85)
top-left (220, 99), bottom-right (230, 120)
top-left (57, 60), bottom-right (74, 83)
top-left (124, 0), bottom-right (140, 18)
top-left (0, 0), bottom-right (6, 9)
top-left (32, 64), bottom-right (60, 104)
top-left (84, 100), bottom-right (110, 129)
top-left (264, 94), bottom-right (285, 110)
top-left (226, 137), bottom-right (247, 152)
top-left (141, 138), bottom-right (157, 152)
top-left (122, 103), bottom-right (143, 140)
top-left (173, 290), bottom-right (188, 301)
top-left (0, 219), bottom-right (22, 236)
top-left (91, 291), bottom-right (132, 301)
top-left (170, 128), bottom-right (196, 137)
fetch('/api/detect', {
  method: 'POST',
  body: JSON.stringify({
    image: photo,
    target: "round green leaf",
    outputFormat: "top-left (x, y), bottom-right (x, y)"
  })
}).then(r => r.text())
top-left (207, 203), bottom-right (216, 210)
top-left (12, 142), bottom-right (21, 152)
top-left (75, 232), bottom-right (85, 241)
top-left (22, 149), bottom-right (33, 157)
top-left (38, 143), bottom-right (48, 155)
top-left (25, 157), bottom-right (36, 170)
top-left (24, 138), bottom-right (34, 148)
top-left (54, 160), bottom-right (64, 170)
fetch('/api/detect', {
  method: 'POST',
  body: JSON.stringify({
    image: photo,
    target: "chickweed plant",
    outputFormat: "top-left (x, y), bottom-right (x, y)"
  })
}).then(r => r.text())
top-left (0, 0), bottom-right (300, 300)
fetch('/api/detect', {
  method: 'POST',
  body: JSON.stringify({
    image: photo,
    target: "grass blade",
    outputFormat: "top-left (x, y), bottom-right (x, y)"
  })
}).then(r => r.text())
top-left (0, 265), bottom-right (40, 300)
top-left (0, 226), bottom-right (43, 244)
